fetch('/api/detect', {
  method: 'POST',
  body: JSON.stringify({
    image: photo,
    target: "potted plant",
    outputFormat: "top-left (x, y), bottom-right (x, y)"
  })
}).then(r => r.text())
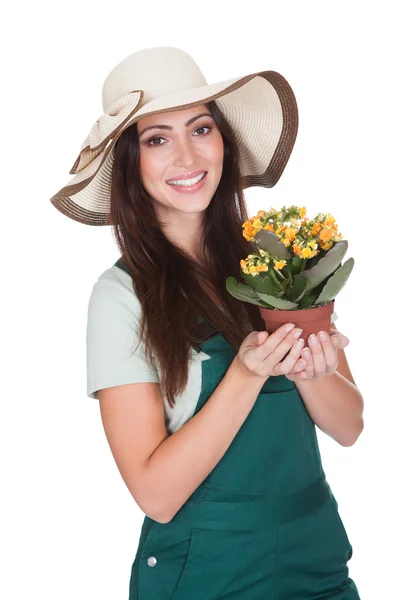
top-left (226, 205), bottom-right (354, 347)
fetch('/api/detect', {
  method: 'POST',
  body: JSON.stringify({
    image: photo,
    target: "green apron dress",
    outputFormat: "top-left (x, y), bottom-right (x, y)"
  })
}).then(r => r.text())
top-left (113, 258), bottom-right (360, 599)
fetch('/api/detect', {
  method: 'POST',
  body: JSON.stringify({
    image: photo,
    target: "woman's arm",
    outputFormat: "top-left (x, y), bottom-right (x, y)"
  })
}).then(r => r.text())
top-left (295, 370), bottom-right (364, 446)
top-left (99, 357), bottom-right (266, 524)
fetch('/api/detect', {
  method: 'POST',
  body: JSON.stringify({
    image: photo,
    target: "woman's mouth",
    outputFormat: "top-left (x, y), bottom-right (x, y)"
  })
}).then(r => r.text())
top-left (166, 171), bottom-right (207, 193)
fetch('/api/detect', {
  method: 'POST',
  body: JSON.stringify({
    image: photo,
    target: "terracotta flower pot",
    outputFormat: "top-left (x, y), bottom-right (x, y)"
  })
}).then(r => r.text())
top-left (259, 300), bottom-right (335, 348)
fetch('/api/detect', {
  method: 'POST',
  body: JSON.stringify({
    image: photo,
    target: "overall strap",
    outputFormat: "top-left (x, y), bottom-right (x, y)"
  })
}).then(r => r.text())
top-left (114, 256), bottom-right (131, 276)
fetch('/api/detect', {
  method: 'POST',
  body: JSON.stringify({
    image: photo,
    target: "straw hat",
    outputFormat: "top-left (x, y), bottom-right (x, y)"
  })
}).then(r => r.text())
top-left (49, 46), bottom-right (299, 226)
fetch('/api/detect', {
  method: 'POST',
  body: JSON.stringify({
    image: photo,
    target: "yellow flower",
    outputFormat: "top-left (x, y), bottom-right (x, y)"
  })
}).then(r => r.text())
top-left (324, 214), bottom-right (336, 227)
top-left (300, 247), bottom-right (313, 259)
top-left (274, 260), bottom-right (287, 271)
top-left (256, 264), bottom-right (268, 273)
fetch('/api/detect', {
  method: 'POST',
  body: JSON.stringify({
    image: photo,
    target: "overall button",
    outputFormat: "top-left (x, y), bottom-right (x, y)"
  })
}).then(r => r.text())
top-left (147, 556), bottom-right (157, 567)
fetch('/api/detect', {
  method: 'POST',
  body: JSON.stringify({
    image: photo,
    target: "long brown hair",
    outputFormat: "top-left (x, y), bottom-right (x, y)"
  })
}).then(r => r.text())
top-left (110, 100), bottom-right (265, 408)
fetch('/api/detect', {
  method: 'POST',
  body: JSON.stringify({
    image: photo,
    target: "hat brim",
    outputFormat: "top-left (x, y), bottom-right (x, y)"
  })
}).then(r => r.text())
top-left (50, 70), bottom-right (298, 226)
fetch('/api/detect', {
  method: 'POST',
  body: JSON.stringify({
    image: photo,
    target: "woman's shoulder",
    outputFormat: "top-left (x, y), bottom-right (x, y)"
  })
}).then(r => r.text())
top-left (88, 262), bottom-right (141, 316)
top-left (95, 261), bottom-right (133, 289)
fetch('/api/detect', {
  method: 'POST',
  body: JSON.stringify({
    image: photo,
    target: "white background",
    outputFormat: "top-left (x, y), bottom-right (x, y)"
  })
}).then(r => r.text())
top-left (2, 1), bottom-right (398, 598)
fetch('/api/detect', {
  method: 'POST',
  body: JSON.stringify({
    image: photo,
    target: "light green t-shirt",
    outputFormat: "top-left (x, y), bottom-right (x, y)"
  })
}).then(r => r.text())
top-left (86, 265), bottom-right (338, 434)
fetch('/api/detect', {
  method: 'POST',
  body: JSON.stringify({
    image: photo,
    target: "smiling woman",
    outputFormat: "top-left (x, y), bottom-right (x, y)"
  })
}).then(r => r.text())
top-left (50, 46), bottom-right (361, 600)
top-left (108, 95), bottom-right (267, 385)
top-left (136, 106), bottom-right (224, 235)
top-left (107, 95), bottom-right (271, 401)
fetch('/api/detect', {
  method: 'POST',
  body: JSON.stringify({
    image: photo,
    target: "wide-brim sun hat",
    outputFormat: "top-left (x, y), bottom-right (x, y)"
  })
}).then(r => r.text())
top-left (49, 46), bottom-right (299, 226)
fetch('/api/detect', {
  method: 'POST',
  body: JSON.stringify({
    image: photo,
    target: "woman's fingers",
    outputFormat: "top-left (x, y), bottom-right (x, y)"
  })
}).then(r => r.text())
top-left (301, 346), bottom-right (314, 378)
top-left (261, 326), bottom-right (304, 365)
top-left (275, 335), bottom-right (306, 375)
top-left (330, 331), bottom-right (349, 349)
top-left (306, 333), bottom-right (327, 377)
top-left (305, 331), bottom-right (340, 378)
top-left (317, 331), bottom-right (338, 374)
top-left (285, 329), bottom-right (348, 381)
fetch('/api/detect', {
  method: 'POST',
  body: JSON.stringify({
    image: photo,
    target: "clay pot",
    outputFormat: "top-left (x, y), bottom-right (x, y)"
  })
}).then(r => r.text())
top-left (259, 301), bottom-right (335, 348)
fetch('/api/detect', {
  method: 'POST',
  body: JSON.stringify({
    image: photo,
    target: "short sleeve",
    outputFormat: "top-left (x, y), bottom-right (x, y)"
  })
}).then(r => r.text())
top-left (86, 276), bottom-right (159, 399)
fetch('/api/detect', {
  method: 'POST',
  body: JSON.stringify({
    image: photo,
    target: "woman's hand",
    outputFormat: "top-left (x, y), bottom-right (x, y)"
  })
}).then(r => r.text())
top-left (235, 323), bottom-right (308, 381)
top-left (284, 328), bottom-right (350, 382)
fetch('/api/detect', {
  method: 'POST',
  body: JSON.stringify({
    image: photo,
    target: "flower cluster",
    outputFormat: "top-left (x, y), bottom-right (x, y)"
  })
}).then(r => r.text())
top-left (240, 205), bottom-right (343, 277)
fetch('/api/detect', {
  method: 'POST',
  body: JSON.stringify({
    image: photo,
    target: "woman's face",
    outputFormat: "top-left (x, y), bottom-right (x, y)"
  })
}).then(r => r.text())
top-left (137, 104), bottom-right (224, 219)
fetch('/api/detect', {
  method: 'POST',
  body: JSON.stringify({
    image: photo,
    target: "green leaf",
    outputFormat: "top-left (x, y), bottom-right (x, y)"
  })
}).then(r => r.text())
top-left (292, 255), bottom-right (302, 267)
top-left (286, 274), bottom-right (308, 302)
top-left (315, 257), bottom-right (355, 303)
top-left (290, 255), bottom-right (303, 275)
top-left (253, 230), bottom-right (291, 260)
top-left (298, 293), bottom-right (317, 309)
top-left (225, 276), bottom-right (268, 307)
top-left (240, 271), bottom-right (263, 291)
top-left (256, 293), bottom-right (298, 309)
top-left (302, 240), bottom-right (349, 292)
top-left (255, 274), bottom-right (280, 297)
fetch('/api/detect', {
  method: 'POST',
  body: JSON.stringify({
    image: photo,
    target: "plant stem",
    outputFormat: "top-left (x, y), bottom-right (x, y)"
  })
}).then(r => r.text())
top-left (268, 266), bottom-right (284, 290)
top-left (300, 258), bottom-right (307, 272)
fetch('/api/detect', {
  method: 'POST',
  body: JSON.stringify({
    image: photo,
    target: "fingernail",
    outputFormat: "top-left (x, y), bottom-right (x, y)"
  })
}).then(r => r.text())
top-left (319, 331), bottom-right (329, 342)
top-left (296, 338), bottom-right (304, 348)
top-left (309, 334), bottom-right (318, 345)
top-left (294, 328), bottom-right (303, 339)
top-left (286, 323), bottom-right (296, 331)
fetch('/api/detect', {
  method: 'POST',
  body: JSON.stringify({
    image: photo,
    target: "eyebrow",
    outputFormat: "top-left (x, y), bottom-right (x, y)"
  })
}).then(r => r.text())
top-left (138, 112), bottom-right (214, 138)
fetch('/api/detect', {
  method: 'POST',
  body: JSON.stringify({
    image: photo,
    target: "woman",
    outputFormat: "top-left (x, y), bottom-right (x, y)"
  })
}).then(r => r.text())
top-left (50, 46), bottom-right (363, 599)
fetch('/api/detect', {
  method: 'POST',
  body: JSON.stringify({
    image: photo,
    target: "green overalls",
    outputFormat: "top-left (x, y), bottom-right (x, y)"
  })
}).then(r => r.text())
top-left (127, 306), bottom-right (360, 598)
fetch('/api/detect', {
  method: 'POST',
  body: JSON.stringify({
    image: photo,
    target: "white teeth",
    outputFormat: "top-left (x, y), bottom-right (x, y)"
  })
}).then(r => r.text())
top-left (167, 172), bottom-right (206, 186)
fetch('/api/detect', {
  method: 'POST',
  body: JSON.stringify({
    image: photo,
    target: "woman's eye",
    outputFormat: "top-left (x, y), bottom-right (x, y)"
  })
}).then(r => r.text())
top-left (146, 125), bottom-right (212, 147)
top-left (147, 136), bottom-right (165, 146)
top-left (194, 126), bottom-right (212, 135)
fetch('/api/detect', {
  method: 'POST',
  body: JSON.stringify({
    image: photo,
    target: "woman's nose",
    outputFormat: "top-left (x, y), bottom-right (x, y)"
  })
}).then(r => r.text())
top-left (173, 136), bottom-right (198, 167)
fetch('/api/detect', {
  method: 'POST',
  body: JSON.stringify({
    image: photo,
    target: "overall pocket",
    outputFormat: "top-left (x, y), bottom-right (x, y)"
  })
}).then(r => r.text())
top-left (168, 525), bottom-right (278, 600)
top-left (138, 521), bottom-right (198, 600)
top-left (276, 495), bottom-right (356, 599)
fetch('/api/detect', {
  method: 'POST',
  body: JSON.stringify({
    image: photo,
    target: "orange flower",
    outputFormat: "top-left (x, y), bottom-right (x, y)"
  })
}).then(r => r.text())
top-left (263, 223), bottom-right (275, 232)
top-left (319, 228), bottom-right (333, 242)
top-left (284, 227), bottom-right (298, 241)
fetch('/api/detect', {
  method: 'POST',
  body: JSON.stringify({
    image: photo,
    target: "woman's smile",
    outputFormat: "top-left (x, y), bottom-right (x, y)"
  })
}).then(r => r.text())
top-left (166, 171), bottom-right (208, 193)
